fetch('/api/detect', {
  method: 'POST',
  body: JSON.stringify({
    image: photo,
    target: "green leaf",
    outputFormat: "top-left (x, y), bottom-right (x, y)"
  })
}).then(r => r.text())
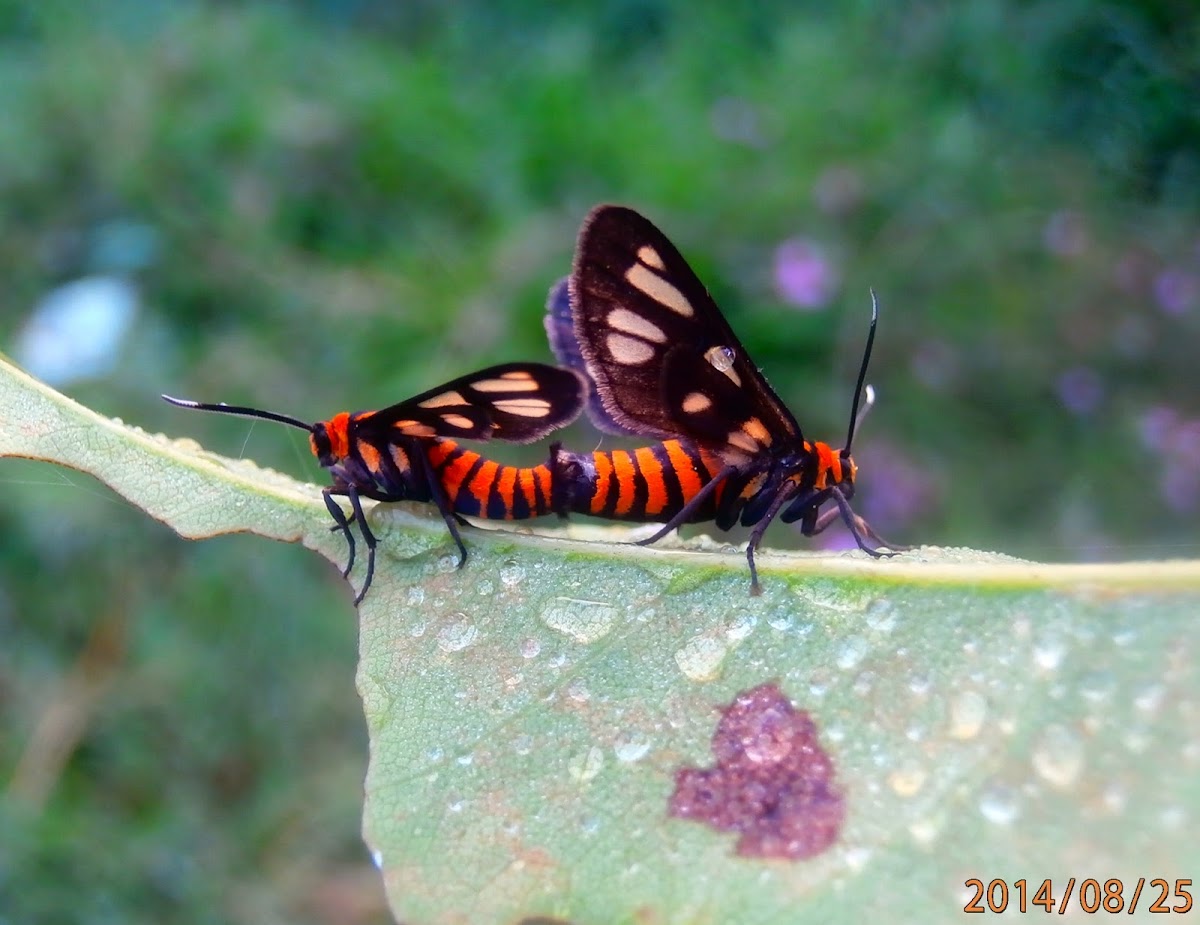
top-left (3, 354), bottom-right (1198, 924)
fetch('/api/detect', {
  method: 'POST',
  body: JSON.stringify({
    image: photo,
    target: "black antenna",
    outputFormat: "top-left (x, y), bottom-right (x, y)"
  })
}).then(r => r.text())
top-left (844, 290), bottom-right (878, 454)
top-left (161, 395), bottom-right (312, 432)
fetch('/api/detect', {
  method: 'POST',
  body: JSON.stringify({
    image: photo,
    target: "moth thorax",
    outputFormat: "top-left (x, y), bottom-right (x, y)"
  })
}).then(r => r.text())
top-left (813, 441), bottom-right (848, 488)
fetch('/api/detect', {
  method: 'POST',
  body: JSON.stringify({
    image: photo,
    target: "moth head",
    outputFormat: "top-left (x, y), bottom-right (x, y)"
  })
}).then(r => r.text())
top-left (310, 412), bottom-right (351, 467)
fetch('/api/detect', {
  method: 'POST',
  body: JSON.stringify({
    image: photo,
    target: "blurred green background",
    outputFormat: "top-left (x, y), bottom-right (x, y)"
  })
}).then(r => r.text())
top-left (1, 1), bottom-right (1197, 921)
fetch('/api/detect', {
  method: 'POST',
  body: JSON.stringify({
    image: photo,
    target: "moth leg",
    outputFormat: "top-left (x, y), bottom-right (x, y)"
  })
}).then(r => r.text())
top-left (827, 488), bottom-right (906, 557)
top-left (344, 489), bottom-right (378, 605)
top-left (635, 464), bottom-right (739, 546)
top-left (741, 483), bottom-right (804, 596)
top-left (324, 489), bottom-right (357, 578)
top-left (423, 461), bottom-right (470, 569)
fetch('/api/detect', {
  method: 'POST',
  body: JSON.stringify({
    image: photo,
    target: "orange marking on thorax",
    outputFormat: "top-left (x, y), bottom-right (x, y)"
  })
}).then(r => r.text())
top-left (813, 442), bottom-right (840, 489)
top-left (590, 452), bottom-right (614, 514)
top-left (494, 465), bottom-right (518, 518)
top-left (635, 447), bottom-right (667, 516)
top-left (611, 450), bottom-right (637, 516)
top-left (440, 448), bottom-right (481, 502)
top-left (323, 412), bottom-right (351, 461)
top-left (357, 439), bottom-right (383, 474)
top-left (467, 459), bottom-right (500, 505)
top-left (664, 441), bottom-right (702, 502)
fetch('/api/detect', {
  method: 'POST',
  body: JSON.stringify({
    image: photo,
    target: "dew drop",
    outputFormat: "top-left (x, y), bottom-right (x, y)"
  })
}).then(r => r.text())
top-left (499, 560), bottom-right (526, 588)
top-left (568, 745), bottom-right (605, 782)
top-left (725, 609), bottom-right (758, 643)
top-left (887, 762), bottom-right (928, 798)
top-left (447, 798), bottom-right (465, 813)
top-left (1133, 681), bottom-right (1166, 715)
top-left (864, 599), bottom-right (896, 633)
top-left (580, 815), bottom-right (601, 836)
top-left (1159, 805), bottom-right (1186, 830)
top-left (1102, 781), bottom-right (1127, 814)
top-left (674, 632), bottom-right (729, 682)
top-left (908, 672), bottom-right (932, 697)
top-left (705, 344), bottom-right (736, 371)
top-left (614, 731), bottom-right (651, 763)
top-left (406, 587), bottom-right (425, 605)
top-left (435, 554), bottom-right (458, 574)
top-left (978, 783), bottom-right (1020, 825)
top-left (1031, 723), bottom-right (1085, 788)
top-left (948, 690), bottom-right (988, 740)
top-left (424, 746), bottom-right (444, 763)
top-left (476, 579), bottom-right (494, 596)
top-left (1032, 629), bottom-right (1067, 672)
top-left (519, 637), bottom-right (542, 659)
top-left (1122, 723), bottom-right (1151, 754)
top-left (512, 734), bottom-right (533, 756)
top-left (908, 816), bottom-right (942, 846)
top-left (567, 678), bottom-right (591, 702)
top-left (540, 597), bottom-right (618, 644)
top-left (842, 846), bottom-right (872, 871)
top-left (1111, 625), bottom-right (1138, 647)
top-left (437, 616), bottom-right (479, 653)
top-left (409, 619), bottom-right (428, 638)
top-left (1079, 669), bottom-right (1115, 704)
top-left (456, 752), bottom-right (474, 767)
top-left (835, 635), bottom-right (869, 670)
top-left (767, 610), bottom-right (794, 631)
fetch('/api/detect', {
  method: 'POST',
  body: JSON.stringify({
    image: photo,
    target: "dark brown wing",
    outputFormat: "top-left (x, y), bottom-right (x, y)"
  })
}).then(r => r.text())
top-left (358, 363), bottom-right (587, 444)
top-left (569, 205), bottom-right (802, 464)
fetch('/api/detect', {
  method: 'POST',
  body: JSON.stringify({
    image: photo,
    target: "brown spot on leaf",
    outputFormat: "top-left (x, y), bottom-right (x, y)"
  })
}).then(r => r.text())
top-left (668, 682), bottom-right (844, 860)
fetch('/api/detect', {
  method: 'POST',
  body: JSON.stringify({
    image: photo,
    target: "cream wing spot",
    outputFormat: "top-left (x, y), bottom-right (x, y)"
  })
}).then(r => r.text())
top-left (418, 390), bottom-right (467, 409)
top-left (472, 377), bottom-right (540, 392)
top-left (441, 413), bottom-right (475, 429)
top-left (682, 392), bottom-right (713, 413)
top-left (607, 308), bottom-right (667, 343)
top-left (394, 421), bottom-right (438, 438)
top-left (493, 398), bottom-right (552, 418)
top-left (606, 332), bottom-right (656, 365)
top-left (742, 416), bottom-right (772, 447)
top-left (637, 245), bottom-right (666, 270)
top-left (727, 429), bottom-right (759, 454)
top-left (624, 264), bottom-right (695, 317)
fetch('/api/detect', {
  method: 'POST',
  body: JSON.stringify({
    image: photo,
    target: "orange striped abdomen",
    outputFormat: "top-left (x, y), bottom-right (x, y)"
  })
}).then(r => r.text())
top-left (426, 440), bottom-right (554, 520)
top-left (569, 439), bottom-right (725, 523)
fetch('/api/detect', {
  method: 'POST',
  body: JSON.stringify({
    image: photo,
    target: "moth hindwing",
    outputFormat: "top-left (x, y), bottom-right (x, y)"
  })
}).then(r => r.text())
top-left (569, 205), bottom-right (801, 463)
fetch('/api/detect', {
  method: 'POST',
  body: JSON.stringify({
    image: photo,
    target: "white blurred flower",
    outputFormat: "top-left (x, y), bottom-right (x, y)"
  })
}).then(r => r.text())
top-left (15, 276), bottom-right (139, 386)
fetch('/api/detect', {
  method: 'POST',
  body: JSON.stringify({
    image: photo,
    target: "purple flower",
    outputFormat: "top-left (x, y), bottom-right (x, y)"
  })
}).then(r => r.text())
top-left (1138, 406), bottom-right (1179, 451)
top-left (1153, 267), bottom-right (1198, 316)
top-left (773, 238), bottom-right (839, 310)
top-left (1056, 366), bottom-right (1105, 416)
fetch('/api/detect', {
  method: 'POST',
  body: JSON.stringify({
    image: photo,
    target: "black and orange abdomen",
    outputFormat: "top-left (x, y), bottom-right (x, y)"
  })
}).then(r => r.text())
top-left (553, 439), bottom-right (726, 523)
top-left (424, 439), bottom-right (554, 521)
